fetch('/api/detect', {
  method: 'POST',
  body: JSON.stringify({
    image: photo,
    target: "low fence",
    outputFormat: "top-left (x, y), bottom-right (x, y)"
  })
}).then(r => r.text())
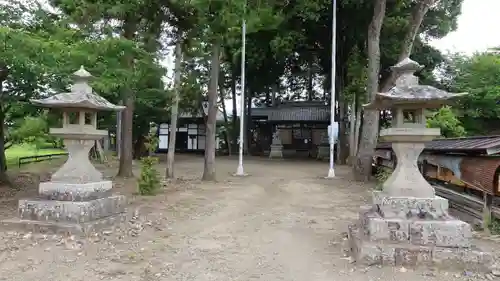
top-left (18, 153), bottom-right (69, 168)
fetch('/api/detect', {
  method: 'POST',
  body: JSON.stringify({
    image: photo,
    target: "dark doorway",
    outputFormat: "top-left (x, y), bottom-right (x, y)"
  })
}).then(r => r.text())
top-left (176, 132), bottom-right (188, 150)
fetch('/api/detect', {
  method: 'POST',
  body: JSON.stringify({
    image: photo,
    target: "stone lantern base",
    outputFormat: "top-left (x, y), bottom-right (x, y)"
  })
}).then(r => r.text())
top-left (316, 144), bottom-right (330, 160)
top-left (347, 191), bottom-right (494, 270)
top-left (2, 180), bottom-right (127, 236)
top-left (269, 144), bottom-right (283, 159)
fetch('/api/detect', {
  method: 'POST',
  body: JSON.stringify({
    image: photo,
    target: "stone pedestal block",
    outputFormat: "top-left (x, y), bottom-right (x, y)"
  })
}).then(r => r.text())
top-left (358, 206), bottom-right (472, 247)
top-left (39, 181), bottom-right (112, 201)
top-left (18, 195), bottom-right (126, 223)
top-left (359, 209), bottom-right (410, 242)
top-left (348, 193), bottom-right (492, 270)
top-left (269, 144), bottom-right (283, 159)
top-left (373, 191), bottom-right (449, 219)
top-left (409, 219), bottom-right (471, 247)
top-left (348, 225), bottom-right (493, 270)
top-left (316, 145), bottom-right (330, 160)
top-left (2, 213), bottom-right (127, 235)
top-left (3, 195), bottom-right (127, 235)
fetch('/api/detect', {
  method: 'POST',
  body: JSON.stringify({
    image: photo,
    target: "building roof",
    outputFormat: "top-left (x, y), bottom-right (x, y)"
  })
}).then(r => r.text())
top-left (377, 135), bottom-right (500, 155)
top-left (251, 101), bottom-right (330, 121)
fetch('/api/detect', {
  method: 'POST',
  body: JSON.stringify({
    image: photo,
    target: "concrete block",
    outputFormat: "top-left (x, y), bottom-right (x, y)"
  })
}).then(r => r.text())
top-left (373, 191), bottom-right (449, 219)
top-left (410, 219), bottom-right (471, 247)
top-left (2, 213), bottom-right (127, 236)
top-left (360, 212), bottom-right (410, 242)
top-left (433, 247), bottom-right (494, 271)
top-left (39, 181), bottom-right (113, 201)
top-left (18, 195), bottom-right (127, 224)
top-left (394, 246), bottom-right (432, 267)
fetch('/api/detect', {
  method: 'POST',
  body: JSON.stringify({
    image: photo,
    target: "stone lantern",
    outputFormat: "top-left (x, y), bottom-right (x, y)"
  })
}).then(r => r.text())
top-left (347, 58), bottom-right (493, 269)
top-left (367, 58), bottom-right (467, 198)
top-left (269, 127), bottom-right (283, 159)
top-left (3, 66), bottom-right (127, 235)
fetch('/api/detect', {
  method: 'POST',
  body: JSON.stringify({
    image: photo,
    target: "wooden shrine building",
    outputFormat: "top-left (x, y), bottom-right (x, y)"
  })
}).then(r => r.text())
top-left (250, 101), bottom-right (331, 157)
top-left (156, 111), bottom-right (224, 153)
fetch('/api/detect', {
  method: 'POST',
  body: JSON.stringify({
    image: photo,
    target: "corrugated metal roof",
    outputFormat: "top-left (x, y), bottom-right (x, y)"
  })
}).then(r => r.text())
top-left (377, 135), bottom-right (500, 155)
top-left (252, 102), bottom-right (330, 121)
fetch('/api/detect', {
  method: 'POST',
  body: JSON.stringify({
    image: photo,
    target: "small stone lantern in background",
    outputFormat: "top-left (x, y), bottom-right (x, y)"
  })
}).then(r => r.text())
top-left (3, 66), bottom-right (127, 235)
top-left (269, 127), bottom-right (283, 159)
top-left (348, 58), bottom-right (493, 269)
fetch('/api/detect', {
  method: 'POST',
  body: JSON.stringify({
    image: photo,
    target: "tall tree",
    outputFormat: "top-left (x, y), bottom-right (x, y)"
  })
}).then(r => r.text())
top-left (353, 0), bottom-right (386, 181)
top-left (166, 39), bottom-right (183, 178)
top-left (353, 0), bottom-right (447, 181)
top-left (52, 0), bottom-right (168, 177)
top-left (203, 41), bottom-right (221, 181)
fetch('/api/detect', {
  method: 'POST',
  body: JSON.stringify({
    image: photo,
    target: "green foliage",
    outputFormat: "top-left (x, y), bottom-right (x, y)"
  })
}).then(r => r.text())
top-left (426, 106), bottom-right (466, 138)
top-left (374, 167), bottom-right (392, 190)
top-left (8, 116), bottom-right (49, 149)
top-left (0, 0), bottom-right (167, 163)
top-left (144, 126), bottom-right (159, 154)
top-left (137, 127), bottom-right (160, 195)
top-left (137, 156), bottom-right (160, 196)
top-left (442, 51), bottom-right (500, 135)
top-left (488, 217), bottom-right (500, 235)
top-left (450, 53), bottom-right (500, 118)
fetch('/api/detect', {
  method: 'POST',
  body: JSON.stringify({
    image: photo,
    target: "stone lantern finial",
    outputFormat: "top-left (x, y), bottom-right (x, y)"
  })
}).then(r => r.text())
top-left (391, 57), bottom-right (424, 87)
top-left (71, 66), bottom-right (93, 95)
top-left (73, 65), bottom-right (93, 80)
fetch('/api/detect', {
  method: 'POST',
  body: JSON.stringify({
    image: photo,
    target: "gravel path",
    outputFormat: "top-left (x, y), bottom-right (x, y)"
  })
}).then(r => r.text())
top-left (0, 156), bottom-right (498, 280)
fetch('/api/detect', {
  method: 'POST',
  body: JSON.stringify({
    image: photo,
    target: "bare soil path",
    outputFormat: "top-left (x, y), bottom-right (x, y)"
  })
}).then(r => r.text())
top-left (0, 155), bottom-right (498, 281)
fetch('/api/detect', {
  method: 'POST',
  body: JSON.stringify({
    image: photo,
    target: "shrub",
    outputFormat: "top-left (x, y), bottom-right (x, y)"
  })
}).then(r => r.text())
top-left (138, 156), bottom-right (160, 195)
top-left (137, 127), bottom-right (161, 195)
top-left (374, 167), bottom-right (392, 191)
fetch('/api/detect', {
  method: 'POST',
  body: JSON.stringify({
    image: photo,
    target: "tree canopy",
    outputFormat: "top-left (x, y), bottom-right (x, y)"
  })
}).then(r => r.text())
top-left (0, 0), bottom-right (489, 183)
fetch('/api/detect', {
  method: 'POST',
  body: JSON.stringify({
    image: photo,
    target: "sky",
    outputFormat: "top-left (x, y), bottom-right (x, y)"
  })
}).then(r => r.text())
top-left (430, 0), bottom-right (500, 54)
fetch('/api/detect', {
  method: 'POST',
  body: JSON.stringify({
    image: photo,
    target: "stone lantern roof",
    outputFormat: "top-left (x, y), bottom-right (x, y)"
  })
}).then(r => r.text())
top-left (364, 58), bottom-right (467, 109)
top-left (31, 66), bottom-right (125, 111)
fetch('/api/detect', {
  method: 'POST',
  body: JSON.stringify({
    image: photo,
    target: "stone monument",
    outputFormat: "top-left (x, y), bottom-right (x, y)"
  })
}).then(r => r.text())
top-left (347, 58), bottom-right (493, 270)
top-left (269, 128), bottom-right (283, 159)
top-left (2, 66), bottom-right (127, 235)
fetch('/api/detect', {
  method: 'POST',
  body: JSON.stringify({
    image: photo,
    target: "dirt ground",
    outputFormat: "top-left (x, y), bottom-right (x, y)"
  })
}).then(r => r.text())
top-left (0, 155), bottom-right (499, 281)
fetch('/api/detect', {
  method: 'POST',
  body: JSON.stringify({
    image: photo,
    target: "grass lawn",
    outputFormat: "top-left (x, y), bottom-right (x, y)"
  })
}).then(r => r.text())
top-left (5, 144), bottom-right (66, 168)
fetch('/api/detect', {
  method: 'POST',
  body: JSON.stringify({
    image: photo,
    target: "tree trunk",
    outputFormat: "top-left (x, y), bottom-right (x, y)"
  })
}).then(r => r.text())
top-left (337, 97), bottom-right (349, 164)
top-left (166, 39), bottom-right (182, 179)
top-left (353, 0), bottom-right (386, 181)
top-left (117, 94), bottom-right (135, 177)
top-left (348, 98), bottom-right (357, 165)
top-left (354, 102), bottom-right (362, 155)
top-left (0, 106), bottom-right (10, 185)
top-left (230, 67), bottom-right (238, 152)
top-left (380, 0), bottom-right (436, 92)
top-left (218, 74), bottom-right (231, 155)
top-left (202, 40), bottom-right (221, 181)
top-left (336, 63), bottom-right (349, 164)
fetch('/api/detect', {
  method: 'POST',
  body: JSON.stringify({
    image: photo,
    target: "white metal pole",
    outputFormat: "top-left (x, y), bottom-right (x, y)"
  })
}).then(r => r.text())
top-left (327, 0), bottom-right (337, 178)
top-left (235, 13), bottom-right (247, 176)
